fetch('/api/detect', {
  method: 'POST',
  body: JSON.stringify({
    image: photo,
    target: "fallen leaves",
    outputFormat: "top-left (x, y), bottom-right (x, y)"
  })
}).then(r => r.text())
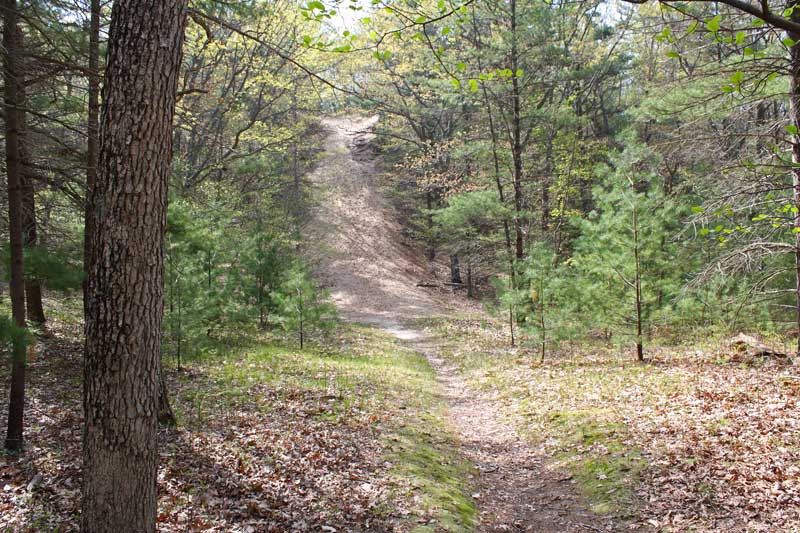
top-left (428, 315), bottom-right (800, 531)
top-left (0, 318), bottom-right (423, 532)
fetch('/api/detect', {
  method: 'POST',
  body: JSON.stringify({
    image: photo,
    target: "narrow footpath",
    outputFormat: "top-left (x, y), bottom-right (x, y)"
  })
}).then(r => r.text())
top-left (306, 116), bottom-right (619, 531)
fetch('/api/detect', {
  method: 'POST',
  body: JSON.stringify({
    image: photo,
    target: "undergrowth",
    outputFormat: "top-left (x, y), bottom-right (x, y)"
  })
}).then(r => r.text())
top-left (1, 296), bottom-right (476, 532)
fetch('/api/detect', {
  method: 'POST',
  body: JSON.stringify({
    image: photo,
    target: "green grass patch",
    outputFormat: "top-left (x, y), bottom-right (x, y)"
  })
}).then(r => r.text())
top-left (541, 409), bottom-right (645, 514)
top-left (386, 411), bottom-right (476, 532)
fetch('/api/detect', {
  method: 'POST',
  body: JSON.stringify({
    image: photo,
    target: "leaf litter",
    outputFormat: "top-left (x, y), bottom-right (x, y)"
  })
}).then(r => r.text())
top-left (0, 316), bottom-right (446, 532)
top-left (428, 316), bottom-right (800, 532)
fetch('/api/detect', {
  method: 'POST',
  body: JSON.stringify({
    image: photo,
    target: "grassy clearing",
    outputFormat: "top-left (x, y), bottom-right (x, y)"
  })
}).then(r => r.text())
top-left (421, 314), bottom-right (800, 530)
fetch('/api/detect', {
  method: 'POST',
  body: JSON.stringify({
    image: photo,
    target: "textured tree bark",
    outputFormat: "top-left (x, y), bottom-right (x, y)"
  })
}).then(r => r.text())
top-left (82, 1), bottom-right (187, 531)
top-left (157, 371), bottom-right (176, 427)
top-left (3, 0), bottom-right (28, 451)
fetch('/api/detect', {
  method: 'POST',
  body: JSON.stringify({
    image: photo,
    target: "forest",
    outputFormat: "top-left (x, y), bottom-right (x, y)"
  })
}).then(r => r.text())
top-left (2, 0), bottom-right (800, 531)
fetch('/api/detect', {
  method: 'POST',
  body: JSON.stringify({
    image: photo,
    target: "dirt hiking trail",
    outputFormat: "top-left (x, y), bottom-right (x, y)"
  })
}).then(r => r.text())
top-left (307, 116), bottom-right (622, 532)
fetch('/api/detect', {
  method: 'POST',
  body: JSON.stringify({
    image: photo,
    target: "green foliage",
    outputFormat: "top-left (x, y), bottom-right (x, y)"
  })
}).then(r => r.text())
top-left (0, 315), bottom-right (31, 351)
top-left (24, 245), bottom-right (83, 292)
top-left (571, 142), bottom-right (687, 344)
top-left (433, 189), bottom-right (508, 262)
top-left (237, 229), bottom-right (290, 328)
top-left (513, 242), bottom-right (580, 359)
top-left (272, 267), bottom-right (336, 349)
top-left (163, 190), bottom-right (326, 360)
top-left (1, 244), bottom-right (83, 293)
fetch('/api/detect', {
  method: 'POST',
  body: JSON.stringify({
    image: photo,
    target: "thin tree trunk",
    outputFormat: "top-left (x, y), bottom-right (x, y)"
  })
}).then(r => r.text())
top-left (19, 89), bottom-right (45, 325)
top-left (426, 191), bottom-right (435, 261)
top-left (299, 307), bottom-right (304, 349)
top-left (541, 129), bottom-right (555, 235)
top-left (21, 180), bottom-right (44, 325)
top-left (292, 90), bottom-right (302, 226)
top-left (177, 281), bottom-right (183, 370)
top-left (449, 254), bottom-right (462, 284)
top-left (483, 88), bottom-right (513, 264)
top-left (3, 0), bottom-right (28, 451)
top-left (84, 0), bottom-right (100, 311)
top-left (482, 74), bottom-right (516, 345)
top-left (510, 0), bottom-right (525, 261)
top-left (790, 17), bottom-right (800, 357)
top-left (508, 306), bottom-right (515, 347)
top-left (539, 276), bottom-right (546, 363)
top-left (466, 262), bottom-right (473, 298)
top-left (632, 192), bottom-right (644, 362)
top-left (471, 5), bottom-right (517, 344)
top-left (82, 1), bottom-right (187, 530)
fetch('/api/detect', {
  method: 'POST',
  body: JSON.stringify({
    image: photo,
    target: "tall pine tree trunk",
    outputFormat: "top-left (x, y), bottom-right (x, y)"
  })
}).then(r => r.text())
top-left (3, 0), bottom-right (28, 451)
top-left (82, 1), bottom-right (187, 530)
top-left (16, 63), bottom-right (44, 324)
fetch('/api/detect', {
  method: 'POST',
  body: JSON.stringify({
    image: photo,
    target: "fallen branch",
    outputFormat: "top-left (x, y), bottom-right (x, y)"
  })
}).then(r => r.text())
top-left (729, 333), bottom-right (787, 357)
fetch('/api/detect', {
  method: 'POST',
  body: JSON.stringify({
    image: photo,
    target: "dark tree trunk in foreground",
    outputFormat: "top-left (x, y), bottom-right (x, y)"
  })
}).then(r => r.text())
top-left (3, 0), bottom-right (28, 451)
top-left (82, 1), bottom-right (187, 531)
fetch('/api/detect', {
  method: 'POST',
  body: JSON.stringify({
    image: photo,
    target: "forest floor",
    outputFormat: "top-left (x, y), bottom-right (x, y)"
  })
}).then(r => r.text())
top-left (426, 317), bottom-right (800, 531)
top-left (0, 298), bottom-right (477, 532)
